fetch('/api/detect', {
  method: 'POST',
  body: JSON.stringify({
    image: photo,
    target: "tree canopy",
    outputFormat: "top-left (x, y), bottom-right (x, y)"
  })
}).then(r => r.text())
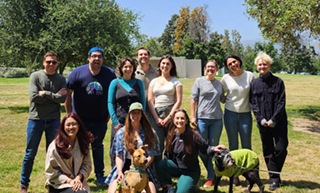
top-left (0, 0), bottom-right (141, 74)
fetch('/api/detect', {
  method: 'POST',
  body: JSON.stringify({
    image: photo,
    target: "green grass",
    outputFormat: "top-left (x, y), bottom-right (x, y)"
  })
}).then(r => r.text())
top-left (0, 74), bottom-right (320, 192)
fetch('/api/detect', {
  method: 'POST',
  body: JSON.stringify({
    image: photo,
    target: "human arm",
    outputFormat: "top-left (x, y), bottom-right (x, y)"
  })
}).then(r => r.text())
top-left (29, 73), bottom-right (48, 104)
top-left (190, 99), bottom-right (198, 127)
top-left (42, 77), bottom-right (67, 104)
top-left (138, 80), bottom-right (146, 111)
top-left (148, 84), bottom-right (163, 126)
top-left (162, 84), bottom-right (183, 127)
top-left (64, 89), bottom-right (74, 114)
top-left (268, 79), bottom-right (286, 127)
top-left (115, 155), bottom-right (124, 183)
top-left (249, 81), bottom-right (265, 124)
top-left (107, 79), bottom-right (122, 129)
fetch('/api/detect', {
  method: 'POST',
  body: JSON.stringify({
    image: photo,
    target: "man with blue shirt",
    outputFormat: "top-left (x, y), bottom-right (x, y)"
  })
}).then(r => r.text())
top-left (65, 47), bottom-right (116, 184)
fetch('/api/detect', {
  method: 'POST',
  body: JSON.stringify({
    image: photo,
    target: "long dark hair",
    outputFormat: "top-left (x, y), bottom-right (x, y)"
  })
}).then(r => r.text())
top-left (165, 109), bottom-right (199, 154)
top-left (55, 113), bottom-right (94, 159)
top-left (124, 110), bottom-right (156, 151)
top-left (157, 54), bottom-right (177, 77)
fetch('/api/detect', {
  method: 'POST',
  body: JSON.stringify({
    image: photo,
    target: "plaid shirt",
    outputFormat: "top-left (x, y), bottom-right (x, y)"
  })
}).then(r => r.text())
top-left (105, 126), bottom-right (161, 189)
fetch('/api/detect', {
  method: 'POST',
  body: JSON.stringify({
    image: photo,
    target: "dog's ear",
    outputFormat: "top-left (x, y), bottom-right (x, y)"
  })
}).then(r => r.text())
top-left (140, 144), bottom-right (148, 150)
top-left (127, 147), bottom-right (135, 156)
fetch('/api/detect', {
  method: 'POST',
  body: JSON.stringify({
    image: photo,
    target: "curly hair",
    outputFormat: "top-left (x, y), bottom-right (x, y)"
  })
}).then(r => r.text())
top-left (124, 110), bottom-right (156, 151)
top-left (55, 113), bottom-right (94, 159)
top-left (223, 55), bottom-right (243, 70)
top-left (165, 109), bottom-right (199, 154)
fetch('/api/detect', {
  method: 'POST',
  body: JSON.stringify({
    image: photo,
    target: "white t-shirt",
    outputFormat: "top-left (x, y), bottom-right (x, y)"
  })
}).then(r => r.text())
top-left (149, 77), bottom-right (182, 108)
top-left (221, 71), bottom-right (255, 113)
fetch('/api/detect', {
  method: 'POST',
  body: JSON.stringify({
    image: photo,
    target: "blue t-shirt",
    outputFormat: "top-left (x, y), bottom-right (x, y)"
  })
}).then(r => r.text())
top-left (66, 64), bottom-right (116, 121)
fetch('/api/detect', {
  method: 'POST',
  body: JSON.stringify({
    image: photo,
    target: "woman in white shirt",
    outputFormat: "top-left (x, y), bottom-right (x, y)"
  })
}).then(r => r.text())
top-left (148, 55), bottom-right (183, 159)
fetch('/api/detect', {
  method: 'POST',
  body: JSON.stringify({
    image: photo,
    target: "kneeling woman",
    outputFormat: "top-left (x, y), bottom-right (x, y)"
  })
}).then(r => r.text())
top-left (45, 113), bottom-right (94, 193)
top-left (157, 109), bottom-right (225, 193)
top-left (106, 102), bottom-right (161, 193)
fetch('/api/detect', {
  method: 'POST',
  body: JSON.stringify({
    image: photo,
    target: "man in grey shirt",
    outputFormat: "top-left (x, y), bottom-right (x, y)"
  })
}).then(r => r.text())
top-left (20, 53), bottom-right (67, 193)
top-left (135, 47), bottom-right (158, 115)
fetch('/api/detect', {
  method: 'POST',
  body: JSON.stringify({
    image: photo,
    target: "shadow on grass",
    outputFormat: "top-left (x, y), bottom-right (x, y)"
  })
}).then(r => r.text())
top-left (87, 178), bottom-right (109, 191)
top-left (289, 105), bottom-right (320, 121)
top-left (282, 179), bottom-right (320, 190)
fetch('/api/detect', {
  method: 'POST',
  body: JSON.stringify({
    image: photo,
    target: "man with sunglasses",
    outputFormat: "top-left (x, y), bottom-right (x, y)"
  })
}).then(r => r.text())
top-left (20, 52), bottom-right (67, 193)
top-left (65, 47), bottom-right (116, 184)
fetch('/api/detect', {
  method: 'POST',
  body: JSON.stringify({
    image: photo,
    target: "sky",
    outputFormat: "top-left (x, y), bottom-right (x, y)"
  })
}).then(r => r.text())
top-left (115, 0), bottom-right (263, 41)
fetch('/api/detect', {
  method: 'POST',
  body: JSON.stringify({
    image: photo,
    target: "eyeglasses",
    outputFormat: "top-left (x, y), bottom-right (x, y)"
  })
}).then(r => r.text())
top-left (46, 61), bottom-right (57, 65)
top-left (206, 65), bottom-right (216, 69)
top-left (91, 55), bottom-right (103, 59)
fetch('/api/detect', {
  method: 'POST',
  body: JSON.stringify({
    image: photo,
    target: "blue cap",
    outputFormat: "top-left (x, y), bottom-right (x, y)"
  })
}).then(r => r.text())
top-left (88, 47), bottom-right (104, 56)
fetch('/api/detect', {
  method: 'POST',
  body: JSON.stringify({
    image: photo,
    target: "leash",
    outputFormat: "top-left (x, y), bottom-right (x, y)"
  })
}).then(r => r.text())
top-left (118, 164), bottom-right (147, 191)
top-left (236, 164), bottom-right (320, 180)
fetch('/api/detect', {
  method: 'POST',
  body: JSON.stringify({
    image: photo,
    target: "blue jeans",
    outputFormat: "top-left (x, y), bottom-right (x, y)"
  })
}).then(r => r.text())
top-left (20, 118), bottom-right (60, 186)
top-left (197, 118), bottom-right (223, 180)
top-left (224, 109), bottom-right (252, 151)
top-left (82, 120), bottom-right (108, 175)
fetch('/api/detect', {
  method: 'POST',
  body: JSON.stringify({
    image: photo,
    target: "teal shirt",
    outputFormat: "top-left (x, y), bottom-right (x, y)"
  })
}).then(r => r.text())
top-left (214, 149), bottom-right (259, 177)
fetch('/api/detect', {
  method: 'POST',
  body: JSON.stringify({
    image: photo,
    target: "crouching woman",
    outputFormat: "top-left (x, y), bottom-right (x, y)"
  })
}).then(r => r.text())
top-left (45, 113), bottom-right (94, 193)
top-left (106, 102), bottom-right (161, 193)
top-left (157, 109), bottom-right (225, 193)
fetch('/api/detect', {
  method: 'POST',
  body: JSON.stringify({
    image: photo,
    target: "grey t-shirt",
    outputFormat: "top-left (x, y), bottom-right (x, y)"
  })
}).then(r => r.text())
top-left (191, 77), bottom-right (224, 119)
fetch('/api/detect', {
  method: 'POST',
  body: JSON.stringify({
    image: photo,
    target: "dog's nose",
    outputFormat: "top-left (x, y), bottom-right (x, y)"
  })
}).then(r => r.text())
top-left (144, 158), bottom-right (147, 164)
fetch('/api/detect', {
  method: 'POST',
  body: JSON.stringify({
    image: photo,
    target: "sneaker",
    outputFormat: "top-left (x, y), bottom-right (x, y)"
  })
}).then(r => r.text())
top-left (20, 185), bottom-right (28, 193)
top-left (96, 173), bottom-right (106, 184)
top-left (203, 179), bottom-right (213, 187)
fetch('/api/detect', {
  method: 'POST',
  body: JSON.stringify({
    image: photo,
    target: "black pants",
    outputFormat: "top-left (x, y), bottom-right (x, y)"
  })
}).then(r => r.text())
top-left (259, 125), bottom-right (288, 183)
top-left (49, 186), bottom-right (88, 193)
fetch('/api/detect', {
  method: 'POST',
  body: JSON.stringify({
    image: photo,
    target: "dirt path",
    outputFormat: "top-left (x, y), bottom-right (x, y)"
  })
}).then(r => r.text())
top-left (291, 117), bottom-right (320, 135)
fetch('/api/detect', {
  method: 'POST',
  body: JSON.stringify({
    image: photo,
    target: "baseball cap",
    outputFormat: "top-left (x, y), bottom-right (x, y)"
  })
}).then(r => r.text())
top-left (88, 47), bottom-right (104, 56)
top-left (129, 102), bottom-right (143, 113)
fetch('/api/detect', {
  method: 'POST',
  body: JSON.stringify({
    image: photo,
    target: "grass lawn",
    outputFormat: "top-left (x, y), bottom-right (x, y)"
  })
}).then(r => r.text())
top-left (0, 74), bottom-right (320, 193)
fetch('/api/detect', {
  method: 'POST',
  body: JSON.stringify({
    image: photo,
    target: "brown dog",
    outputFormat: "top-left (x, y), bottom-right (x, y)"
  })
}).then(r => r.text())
top-left (116, 145), bottom-right (151, 193)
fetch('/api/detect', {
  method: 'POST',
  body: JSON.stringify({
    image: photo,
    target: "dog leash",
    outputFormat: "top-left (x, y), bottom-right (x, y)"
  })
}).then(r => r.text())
top-left (236, 165), bottom-right (320, 180)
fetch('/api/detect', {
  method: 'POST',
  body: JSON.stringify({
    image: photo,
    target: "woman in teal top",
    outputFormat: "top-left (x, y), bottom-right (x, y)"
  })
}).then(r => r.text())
top-left (108, 56), bottom-right (145, 168)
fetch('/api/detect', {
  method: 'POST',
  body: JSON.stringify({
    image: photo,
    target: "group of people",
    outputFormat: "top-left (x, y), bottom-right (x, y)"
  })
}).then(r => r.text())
top-left (19, 46), bottom-right (288, 193)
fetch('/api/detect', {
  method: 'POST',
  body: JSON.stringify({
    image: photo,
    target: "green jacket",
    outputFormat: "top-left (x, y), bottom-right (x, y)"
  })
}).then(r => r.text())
top-left (214, 149), bottom-right (259, 178)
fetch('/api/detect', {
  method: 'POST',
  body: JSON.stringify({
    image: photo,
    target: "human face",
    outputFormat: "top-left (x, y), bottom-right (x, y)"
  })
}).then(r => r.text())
top-left (88, 51), bottom-right (103, 74)
top-left (130, 109), bottom-right (142, 124)
top-left (136, 49), bottom-right (150, 65)
top-left (226, 58), bottom-right (241, 73)
top-left (121, 61), bottom-right (133, 79)
top-left (174, 111), bottom-right (187, 131)
top-left (43, 56), bottom-right (58, 75)
top-left (256, 59), bottom-right (271, 75)
top-left (160, 58), bottom-right (172, 76)
top-left (205, 62), bottom-right (218, 77)
top-left (64, 117), bottom-right (79, 140)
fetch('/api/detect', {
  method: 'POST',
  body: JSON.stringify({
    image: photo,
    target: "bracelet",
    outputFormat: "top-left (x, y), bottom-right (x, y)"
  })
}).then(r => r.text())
top-left (169, 114), bottom-right (172, 118)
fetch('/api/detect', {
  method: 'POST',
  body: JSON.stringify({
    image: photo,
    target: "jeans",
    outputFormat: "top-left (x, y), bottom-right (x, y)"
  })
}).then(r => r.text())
top-left (157, 160), bottom-right (200, 193)
top-left (20, 118), bottom-right (60, 186)
top-left (224, 109), bottom-right (252, 151)
top-left (82, 120), bottom-right (108, 175)
top-left (197, 118), bottom-right (223, 180)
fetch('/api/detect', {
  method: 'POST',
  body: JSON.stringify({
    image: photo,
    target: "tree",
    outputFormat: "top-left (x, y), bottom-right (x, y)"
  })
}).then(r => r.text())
top-left (189, 5), bottom-right (210, 43)
top-left (159, 14), bottom-right (179, 55)
top-left (0, 0), bottom-right (141, 74)
top-left (242, 45), bottom-right (256, 72)
top-left (140, 37), bottom-right (164, 57)
top-left (231, 30), bottom-right (244, 57)
top-left (173, 6), bottom-right (190, 51)
top-left (221, 30), bottom-right (233, 55)
top-left (244, 0), bottom-right (320, 44)
top-left (207, 32), bottom-right (226, 68)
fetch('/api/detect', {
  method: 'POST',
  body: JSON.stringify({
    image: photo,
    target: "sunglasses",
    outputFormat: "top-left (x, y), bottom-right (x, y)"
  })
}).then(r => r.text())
top-left (46, 61), bottom-right (57, 65)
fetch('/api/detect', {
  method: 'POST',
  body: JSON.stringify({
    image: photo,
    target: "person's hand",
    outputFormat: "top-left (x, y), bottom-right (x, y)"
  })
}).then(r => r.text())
top-left (213, 145), bottom-right (226, 152)
top-left (69, 177), bottom-right (85, 192)
top-left (266, 123), bottom-right (275, 128)
top-left (38, 90), bottom-right (45, 95)
top-left (156, 117), bottom-right (163, 126)
top-left (191, 117), bottom-right (197, 127)
top-left (114, 124), bottom-right (122, 131)
top-left (56, 88), bottom-right (67, 95)
top-left (162, 116), bottom-right (171, 127)
top-left (116, 171), bottom-right (124, 183)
